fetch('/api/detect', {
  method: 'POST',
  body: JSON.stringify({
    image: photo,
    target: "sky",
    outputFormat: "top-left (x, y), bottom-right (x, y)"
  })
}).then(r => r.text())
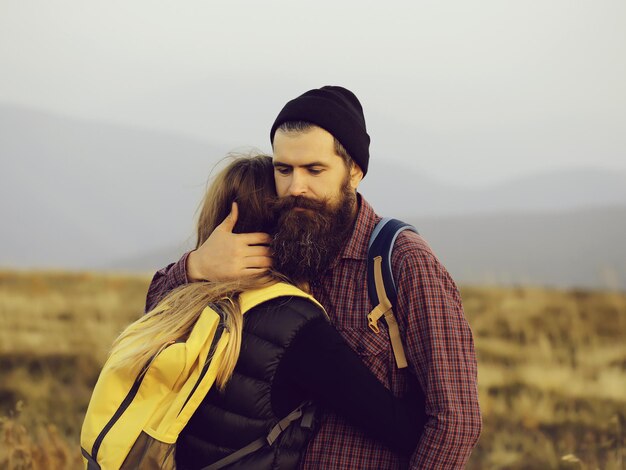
top-left (1, 0), bottom-right (625, 187)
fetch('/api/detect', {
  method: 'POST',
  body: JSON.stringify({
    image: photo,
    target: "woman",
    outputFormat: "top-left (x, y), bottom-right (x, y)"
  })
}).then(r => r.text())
top-left (112, 154), bottom-right (424, 469)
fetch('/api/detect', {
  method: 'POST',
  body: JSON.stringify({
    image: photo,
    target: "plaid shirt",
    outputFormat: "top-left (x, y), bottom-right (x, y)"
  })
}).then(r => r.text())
top-left (145, 196), bottom-right (481, 469)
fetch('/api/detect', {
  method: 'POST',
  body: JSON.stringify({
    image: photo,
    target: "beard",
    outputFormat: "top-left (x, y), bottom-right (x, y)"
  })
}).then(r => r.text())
top-left (271, 183), bottom-right (357, 284)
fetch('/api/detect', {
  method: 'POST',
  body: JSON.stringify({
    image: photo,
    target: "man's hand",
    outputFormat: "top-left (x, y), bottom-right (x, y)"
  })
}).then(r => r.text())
top-left (186, 202), bottom-right (273, 281)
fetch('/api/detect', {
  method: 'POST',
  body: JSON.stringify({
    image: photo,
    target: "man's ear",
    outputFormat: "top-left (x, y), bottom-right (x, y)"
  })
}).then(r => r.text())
top-left (349, 163), bottom-right (364, 190)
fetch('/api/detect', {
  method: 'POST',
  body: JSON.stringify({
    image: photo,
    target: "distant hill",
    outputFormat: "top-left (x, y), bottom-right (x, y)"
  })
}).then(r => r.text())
top-left (409, 205), bottom-right (626, 290)
top-left (361, 163), bottom-right (626, 217)
top-left (1, 104), bottom-right (226, 268)
top-left (2, 103), bottom-right (625, 290)
top-left (108, 206), bottom-right (626, 291)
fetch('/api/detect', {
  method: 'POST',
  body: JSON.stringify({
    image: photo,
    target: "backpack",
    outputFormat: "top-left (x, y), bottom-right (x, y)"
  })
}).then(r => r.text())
top-left (80, 282), bottom-right (323, 470)
top-left (366, 218), bottom-right (418, 369)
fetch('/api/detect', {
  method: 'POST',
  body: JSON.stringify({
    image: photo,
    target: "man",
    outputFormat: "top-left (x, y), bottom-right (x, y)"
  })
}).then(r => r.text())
top-left (146, 86), bottom-right (482, 469)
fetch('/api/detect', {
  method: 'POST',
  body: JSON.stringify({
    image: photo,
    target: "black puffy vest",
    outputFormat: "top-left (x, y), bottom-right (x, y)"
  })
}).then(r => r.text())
top-left (175, 296), bottom-right (326, 470)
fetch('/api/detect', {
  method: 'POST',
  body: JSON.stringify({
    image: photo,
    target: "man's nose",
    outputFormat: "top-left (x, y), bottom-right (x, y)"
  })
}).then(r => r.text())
top-left (287, 172), bottom-right (307, 196)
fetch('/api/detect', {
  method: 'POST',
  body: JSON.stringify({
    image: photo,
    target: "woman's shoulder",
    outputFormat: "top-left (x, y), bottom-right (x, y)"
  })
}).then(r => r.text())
top-left (250, 294), bottom-right (326, 321)
top-left (243, 294), bottom-right (327, 345)
top-left (239, 282), bottom-right (326, 321)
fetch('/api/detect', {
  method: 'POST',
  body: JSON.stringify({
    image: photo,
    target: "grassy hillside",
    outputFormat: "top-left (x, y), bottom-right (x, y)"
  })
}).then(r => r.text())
top-left (0, 270), bottom-right (624, 469)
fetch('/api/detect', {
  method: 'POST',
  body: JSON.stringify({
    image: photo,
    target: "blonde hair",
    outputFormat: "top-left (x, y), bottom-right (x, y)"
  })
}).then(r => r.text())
top-left (109, 154), bottom-right (280, 389)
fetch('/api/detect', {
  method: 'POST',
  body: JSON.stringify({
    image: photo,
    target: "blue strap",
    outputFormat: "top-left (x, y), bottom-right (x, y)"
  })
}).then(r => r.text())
top-left (367, 218), bottom-right (418, 312)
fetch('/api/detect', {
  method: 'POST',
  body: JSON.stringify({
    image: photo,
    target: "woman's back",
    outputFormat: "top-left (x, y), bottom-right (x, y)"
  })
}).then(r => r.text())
top-left (176, 294), bottom-right (326, 470)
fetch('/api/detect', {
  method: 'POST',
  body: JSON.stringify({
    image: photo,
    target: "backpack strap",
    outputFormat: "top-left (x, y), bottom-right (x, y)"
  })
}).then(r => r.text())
top-left (201, 402), bottom-right (314, 470)
top-left (366, 218), bottom-right (418, 369)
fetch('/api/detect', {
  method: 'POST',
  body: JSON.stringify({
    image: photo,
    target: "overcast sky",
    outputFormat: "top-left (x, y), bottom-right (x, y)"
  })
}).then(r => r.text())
top-left (1, 0), bottom-right (625, 187)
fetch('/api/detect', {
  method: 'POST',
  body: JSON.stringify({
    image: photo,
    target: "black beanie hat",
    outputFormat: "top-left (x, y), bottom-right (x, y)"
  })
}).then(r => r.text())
top-left (270, 85), bottom-right (370, 175)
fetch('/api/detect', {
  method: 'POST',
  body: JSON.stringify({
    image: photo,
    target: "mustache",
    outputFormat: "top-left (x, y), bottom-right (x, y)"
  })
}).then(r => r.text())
top-left (271, 195), bottom-right (329, 213)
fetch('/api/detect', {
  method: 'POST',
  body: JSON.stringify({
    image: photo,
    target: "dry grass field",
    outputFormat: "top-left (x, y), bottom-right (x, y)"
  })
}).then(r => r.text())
top-left (0, 270), bottom-right (624, 469)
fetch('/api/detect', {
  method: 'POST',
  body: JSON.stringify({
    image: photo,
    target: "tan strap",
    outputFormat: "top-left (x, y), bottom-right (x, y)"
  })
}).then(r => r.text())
top-left (367, 256), bottom-right (392, 333)
top-left (373, 256), bottom-right (393, 312)
top-left (367, 304), bottom-right (386, 333)
top-left (367, 255), bottom-right (409, 369)
top-left (384, 309), bottom-right (408, 369)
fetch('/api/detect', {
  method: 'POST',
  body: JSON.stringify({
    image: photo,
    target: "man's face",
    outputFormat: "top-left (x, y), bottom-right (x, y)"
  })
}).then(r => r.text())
top-left (272, 125), bottom-right (362, 207)
top-left (270, 126), bottom-right (364, 283)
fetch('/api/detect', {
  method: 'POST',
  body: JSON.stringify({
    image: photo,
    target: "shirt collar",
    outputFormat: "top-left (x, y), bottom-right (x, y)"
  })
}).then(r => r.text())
top-left (339, 193), bottom-right (380, 261)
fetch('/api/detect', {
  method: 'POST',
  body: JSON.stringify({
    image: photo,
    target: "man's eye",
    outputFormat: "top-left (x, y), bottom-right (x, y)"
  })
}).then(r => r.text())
top-left (308, 168), bottom-right (323, 175)
top-left (275, 167), bottom-right (290, 175)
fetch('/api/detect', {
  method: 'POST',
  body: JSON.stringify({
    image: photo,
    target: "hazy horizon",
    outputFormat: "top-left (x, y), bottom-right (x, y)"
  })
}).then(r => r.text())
top-left (2, 103), bottom-right (625, 290)
top-left (1, 1), bottom-right (625, 288)
top-left (1, 1), bottom-right (625, 187)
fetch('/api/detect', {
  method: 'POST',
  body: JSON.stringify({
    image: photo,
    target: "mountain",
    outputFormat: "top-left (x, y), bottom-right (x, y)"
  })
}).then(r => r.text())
top-left (408, 205), bottom-right (626, 290)
top-left (1, 104), bottom-right (226, 268)
top-left (361, 164), bottom-right (626, 217)
top-left (108, 206), bottom-right (626, 290)
top-left (2, 103), bottom-right (625, 290)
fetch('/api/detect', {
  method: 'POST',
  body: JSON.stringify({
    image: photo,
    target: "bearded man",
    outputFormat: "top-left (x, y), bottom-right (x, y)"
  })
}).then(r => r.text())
top-left (145, 86), bottom-right (482, 469)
